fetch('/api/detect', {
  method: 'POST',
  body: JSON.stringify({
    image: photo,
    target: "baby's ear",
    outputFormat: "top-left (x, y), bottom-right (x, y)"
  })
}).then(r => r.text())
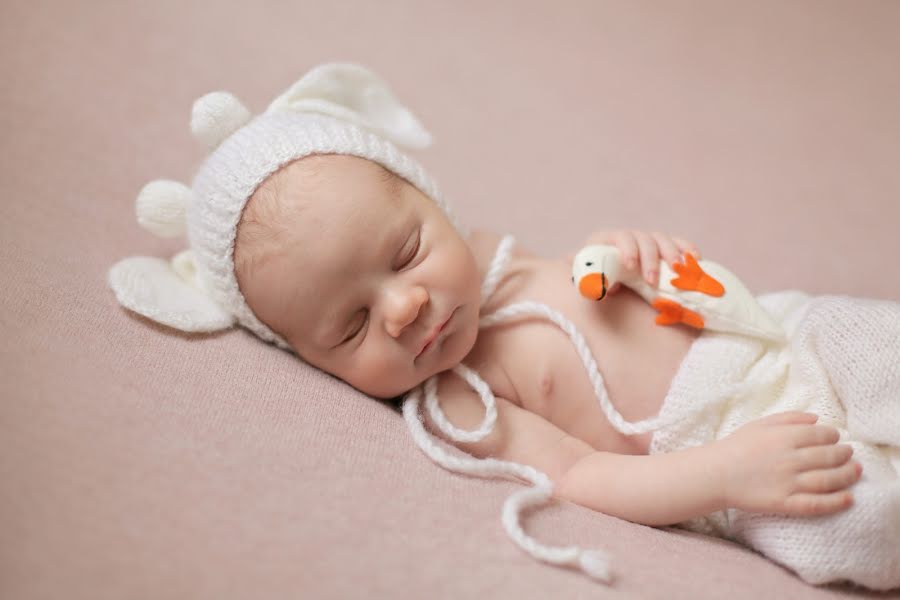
top-left (108, 250), bottom-right (235, 333)
top-left (266, 62), bottom-right (432, 150)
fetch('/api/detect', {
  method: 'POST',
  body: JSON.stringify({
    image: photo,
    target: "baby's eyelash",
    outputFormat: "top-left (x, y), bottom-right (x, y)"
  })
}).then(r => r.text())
top-left (340, 228), bottom-right (420, 345)
top-left (343, 310), bottom-right (368, 343)
top-left (398, 229), bottom-right (421, 269)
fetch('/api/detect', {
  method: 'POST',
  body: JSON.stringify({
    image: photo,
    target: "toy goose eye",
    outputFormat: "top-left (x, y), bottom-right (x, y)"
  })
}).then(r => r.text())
top-left (585, 261), bottom-right (593, 267)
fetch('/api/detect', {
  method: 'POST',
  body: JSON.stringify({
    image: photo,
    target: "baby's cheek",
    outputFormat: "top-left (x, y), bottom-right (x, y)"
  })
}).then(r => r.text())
top-left (346, 346), bottom-right (411, 397)
top-left (437, 242), bottom-right (476, 293)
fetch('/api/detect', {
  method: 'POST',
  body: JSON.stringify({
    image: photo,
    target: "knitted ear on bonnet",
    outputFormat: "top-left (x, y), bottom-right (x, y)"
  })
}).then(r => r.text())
top-left (108, 62), bottom-right (463, 348)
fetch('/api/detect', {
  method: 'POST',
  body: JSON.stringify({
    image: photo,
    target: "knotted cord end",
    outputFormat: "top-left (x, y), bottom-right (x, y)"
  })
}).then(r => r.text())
top-left (577, 549), bottom-right (613, 582)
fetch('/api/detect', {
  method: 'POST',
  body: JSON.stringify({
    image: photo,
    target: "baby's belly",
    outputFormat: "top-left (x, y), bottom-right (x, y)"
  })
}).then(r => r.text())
top-left (469, 260), bottom-right (699, 455)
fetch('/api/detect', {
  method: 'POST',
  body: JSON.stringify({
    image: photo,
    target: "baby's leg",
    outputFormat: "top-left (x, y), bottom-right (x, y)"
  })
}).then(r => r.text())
top-left (729, 478), bottom-right (900, 590)
top-left (790, 295), bottom-right (900, 446)
top-left (728, 296), bottom-right (900, 589)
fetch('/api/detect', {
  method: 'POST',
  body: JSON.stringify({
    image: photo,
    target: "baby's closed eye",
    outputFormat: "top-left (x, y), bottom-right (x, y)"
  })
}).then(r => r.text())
top-left (342, 309), bottom-right (369, 343)
top-left (394, 228), bottom-right (421, 271)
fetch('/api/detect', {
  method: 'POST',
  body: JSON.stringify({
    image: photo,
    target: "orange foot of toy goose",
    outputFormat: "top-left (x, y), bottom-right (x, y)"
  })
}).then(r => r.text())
top-left (652, 298), bottom-right (705, 330)
top-left (670, 253), bottom-right (725, 297)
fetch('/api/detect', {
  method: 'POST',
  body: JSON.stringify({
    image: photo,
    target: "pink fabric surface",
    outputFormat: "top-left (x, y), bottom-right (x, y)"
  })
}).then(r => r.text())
top-left (2, 0), bottom-right (898, 598)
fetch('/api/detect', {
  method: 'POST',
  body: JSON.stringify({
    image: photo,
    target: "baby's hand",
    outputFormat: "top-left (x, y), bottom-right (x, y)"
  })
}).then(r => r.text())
top-left (718, 411), bottom-right (862, 516)
top-left (574, 230), bottom-right (701, 292)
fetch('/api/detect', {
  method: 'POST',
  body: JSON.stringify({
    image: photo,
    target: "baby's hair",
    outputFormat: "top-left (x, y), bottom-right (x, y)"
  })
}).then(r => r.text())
top-left (234, 154), bottom-right (401, 298)
top-left (234, 163), bottom-right (293, 289)
top-left (379, 161), bottom-right (401, 201)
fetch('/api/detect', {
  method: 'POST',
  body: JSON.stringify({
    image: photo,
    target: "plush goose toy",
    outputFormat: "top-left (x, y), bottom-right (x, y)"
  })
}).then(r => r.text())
top-left (572, 245), bottom-right (786, 343)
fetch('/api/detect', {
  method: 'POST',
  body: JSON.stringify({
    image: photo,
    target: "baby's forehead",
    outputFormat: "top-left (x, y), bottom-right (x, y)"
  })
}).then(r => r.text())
top-left (246, 154), bottom-right (399, 232)
top-left (279, 183), bottom-right (419, 332)
top-left (263, 156), bottom-right (413, 252)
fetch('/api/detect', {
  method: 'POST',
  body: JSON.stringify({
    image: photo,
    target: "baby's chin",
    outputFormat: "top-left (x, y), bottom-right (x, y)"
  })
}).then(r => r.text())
top-left (368, 315), bottom-right (480, 400)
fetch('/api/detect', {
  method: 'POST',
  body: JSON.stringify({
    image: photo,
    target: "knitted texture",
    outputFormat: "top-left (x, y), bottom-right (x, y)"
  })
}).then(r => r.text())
top-left (406, 242), bottom-right (900, 590)
top-left (188, 110), bottom-right (458, 350)
top-left (650, 292), bottom-right (900, 590)
top-left (404, 234), bottom-right (723, 583)
top-left (404, 236), bottom-right (616, 582)
top-left (109, 63), bottom-right (465, 350)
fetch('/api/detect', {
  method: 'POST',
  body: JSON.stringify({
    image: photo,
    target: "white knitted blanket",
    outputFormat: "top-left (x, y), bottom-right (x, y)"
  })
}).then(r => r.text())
top-left (649, 290), bottom-right (900, 590)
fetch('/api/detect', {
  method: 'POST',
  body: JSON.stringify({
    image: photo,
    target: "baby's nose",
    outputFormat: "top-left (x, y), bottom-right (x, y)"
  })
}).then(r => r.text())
top-left (384, 285), bottom-right (429, 338)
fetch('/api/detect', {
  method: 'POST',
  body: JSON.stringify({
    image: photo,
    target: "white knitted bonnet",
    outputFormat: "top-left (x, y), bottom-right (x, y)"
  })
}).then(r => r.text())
top-left (108, 63), bottom-right (463, 349)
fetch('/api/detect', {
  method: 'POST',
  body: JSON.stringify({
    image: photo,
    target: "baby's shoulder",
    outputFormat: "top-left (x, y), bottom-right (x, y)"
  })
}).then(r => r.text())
top-left (466, 229), bottom-right (536, 263)
top-left (466, 229), bottom-right (502, 259)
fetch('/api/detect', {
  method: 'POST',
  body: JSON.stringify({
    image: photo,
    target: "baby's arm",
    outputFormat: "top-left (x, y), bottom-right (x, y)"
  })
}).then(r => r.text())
top-left (556, 412), bottom-right (862, 526)
top-left (426, 376), bottom-right (861, 526)
top-left (423, 372), bottom-right (598, 483)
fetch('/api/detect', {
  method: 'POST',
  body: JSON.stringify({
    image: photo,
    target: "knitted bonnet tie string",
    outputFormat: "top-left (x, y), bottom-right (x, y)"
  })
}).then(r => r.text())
top-left (403, 234), bottom-right (611, 581)
top-left (401, 234), bottom-right (788, 583)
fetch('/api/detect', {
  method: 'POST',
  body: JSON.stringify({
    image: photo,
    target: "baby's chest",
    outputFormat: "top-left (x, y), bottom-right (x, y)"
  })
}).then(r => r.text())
top-left (472, 318), bottom-right (598, 435)
top-left (463, 258), bottom-right (694, 453)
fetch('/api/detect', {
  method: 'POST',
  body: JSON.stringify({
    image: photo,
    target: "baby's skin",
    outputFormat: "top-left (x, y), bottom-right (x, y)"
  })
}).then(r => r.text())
top-left (234, 154), bottom-right (863, 527)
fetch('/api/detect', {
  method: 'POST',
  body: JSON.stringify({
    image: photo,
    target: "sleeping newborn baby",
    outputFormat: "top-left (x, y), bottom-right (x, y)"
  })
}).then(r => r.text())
top-left (234, 151), bottom-right (697, 453)
top-left (109, 63), bottom-right (900, 590)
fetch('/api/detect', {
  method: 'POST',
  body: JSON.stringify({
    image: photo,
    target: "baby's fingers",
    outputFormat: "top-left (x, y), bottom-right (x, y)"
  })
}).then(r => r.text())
top-left (794, 443), bottom-right (854, 470)
top-left (633, 231), bottom-right (661, 285)
top-left (755, 411), bottom-right (818, 426)
top-left (672, 236), bottom-right (701, 259)
top-left (783, 490), bottom-right (854, 516)
top-left (791, 424), bottom-right (841, 448)
top-left (795, 460), bottom-right (863, 494)
top-left (650, 232), bottom-right (681, 269)
top-left (612, 231), bottom-right (640, 271)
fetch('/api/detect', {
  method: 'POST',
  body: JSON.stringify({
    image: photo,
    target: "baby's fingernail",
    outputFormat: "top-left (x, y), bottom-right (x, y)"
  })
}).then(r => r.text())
top-left (646, 270), bottom-right (657, 284)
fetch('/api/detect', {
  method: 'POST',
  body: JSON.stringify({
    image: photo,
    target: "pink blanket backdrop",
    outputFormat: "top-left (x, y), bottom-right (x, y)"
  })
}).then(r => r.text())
top-left (2, 1), bottom-right (898, 598)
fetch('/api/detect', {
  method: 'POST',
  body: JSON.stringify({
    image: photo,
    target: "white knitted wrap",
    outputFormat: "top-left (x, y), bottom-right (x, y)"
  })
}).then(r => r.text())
top-left (649, 292), bottom-right (900, 590)
top-left (404, 238), bottom-right (900, 590)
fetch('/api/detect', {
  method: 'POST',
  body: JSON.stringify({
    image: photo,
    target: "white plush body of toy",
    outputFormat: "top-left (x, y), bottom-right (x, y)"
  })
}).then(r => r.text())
top-left (572, 245), bottom-right (786, 343)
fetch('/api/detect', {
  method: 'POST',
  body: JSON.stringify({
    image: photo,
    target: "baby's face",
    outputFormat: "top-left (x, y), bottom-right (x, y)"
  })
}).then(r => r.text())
top-left (236, 155), bottom-right (482, 399)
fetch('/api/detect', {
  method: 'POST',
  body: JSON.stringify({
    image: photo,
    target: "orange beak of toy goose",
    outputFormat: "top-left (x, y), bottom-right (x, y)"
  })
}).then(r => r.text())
top-left (578, 272), bottom-right (608, 301)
